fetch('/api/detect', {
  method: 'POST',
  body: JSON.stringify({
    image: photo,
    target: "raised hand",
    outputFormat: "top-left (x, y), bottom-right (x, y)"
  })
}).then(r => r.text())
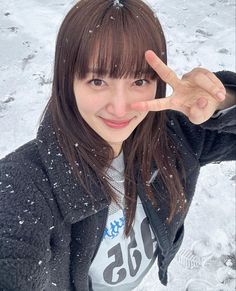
top-left (131, 50), bottom-right (227, 124)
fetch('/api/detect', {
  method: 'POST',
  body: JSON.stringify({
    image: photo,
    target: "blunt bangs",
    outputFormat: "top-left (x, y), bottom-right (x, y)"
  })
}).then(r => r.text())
top-left (73, 0), bottom-right (166, 80)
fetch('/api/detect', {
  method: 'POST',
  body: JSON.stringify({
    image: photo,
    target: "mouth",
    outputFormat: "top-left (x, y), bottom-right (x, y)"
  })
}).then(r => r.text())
top-left (99, 117), bottom-right (134, 129)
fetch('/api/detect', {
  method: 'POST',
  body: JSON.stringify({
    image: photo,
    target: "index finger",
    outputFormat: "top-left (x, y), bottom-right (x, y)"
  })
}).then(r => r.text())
top-left (131, 97), bottom-right (173, 112)
top-left (145, 50), bottom-right (180, 88)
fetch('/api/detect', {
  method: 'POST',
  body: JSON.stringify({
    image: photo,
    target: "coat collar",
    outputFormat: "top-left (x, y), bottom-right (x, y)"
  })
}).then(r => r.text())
top-left (36, 112), bottom-right (109, 224)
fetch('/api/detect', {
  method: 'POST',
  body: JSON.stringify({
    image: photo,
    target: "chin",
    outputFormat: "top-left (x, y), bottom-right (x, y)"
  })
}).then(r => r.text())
top-left (104, 134), bottom-right (131, 144)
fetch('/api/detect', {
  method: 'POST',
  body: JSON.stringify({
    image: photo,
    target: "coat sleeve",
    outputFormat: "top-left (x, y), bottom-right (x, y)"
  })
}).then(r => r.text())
top-left (167, 71), bottom-right (236, 167)
top-left (0, 161), bottom-right (53, 290)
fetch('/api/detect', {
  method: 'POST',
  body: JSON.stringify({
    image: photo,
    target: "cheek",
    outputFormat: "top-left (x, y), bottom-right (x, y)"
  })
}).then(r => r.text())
top-left (75, 95), bottom-right (104, 114)
top-left (139, 87), bottom-right (156, 102)
top-left (73, 81), bottom-right (107, 114)
top-left (150, 84), bottom-right (157, 100)
top-left (140, 83), bottom-right (157, 101)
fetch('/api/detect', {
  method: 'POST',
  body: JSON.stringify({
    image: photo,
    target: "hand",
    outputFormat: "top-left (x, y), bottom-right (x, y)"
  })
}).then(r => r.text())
top-left (131, 50), bottom-right (227, 124)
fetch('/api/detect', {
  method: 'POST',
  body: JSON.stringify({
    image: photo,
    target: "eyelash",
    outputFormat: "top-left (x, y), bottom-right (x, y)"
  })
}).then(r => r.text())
top-left (134, 79), bottom-right (150, 86)
top-left (88, 79), bottom-right (105, 86)
top-left (88, 78), bottom-right (150, 87)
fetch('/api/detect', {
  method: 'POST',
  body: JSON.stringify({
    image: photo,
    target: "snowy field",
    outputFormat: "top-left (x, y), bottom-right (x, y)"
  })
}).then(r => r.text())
top-left (0, 0), bottom-right (235, 290)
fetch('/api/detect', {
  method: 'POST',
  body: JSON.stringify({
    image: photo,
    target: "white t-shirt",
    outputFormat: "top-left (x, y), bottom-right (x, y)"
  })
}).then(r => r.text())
top-left (88, 152), bottom-right (158, 290)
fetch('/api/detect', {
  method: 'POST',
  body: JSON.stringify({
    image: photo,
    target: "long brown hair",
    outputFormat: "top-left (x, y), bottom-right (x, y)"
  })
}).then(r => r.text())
top-left (45, 0), bottom-right (186, 236)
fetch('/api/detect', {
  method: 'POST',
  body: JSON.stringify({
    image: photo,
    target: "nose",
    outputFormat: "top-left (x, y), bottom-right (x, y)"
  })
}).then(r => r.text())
top-left (106, 87), bottom-right (130, 118)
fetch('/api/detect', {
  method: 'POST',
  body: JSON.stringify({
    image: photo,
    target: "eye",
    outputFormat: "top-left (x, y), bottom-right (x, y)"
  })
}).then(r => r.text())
top-left (88, 79), bottom-right (105, 87)
top-left (134, 79), bottom-right (149, 86)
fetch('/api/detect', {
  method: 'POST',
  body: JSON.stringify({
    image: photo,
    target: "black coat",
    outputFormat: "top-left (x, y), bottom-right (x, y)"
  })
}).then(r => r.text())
top-left (0, 71), bottom-right (235, 291)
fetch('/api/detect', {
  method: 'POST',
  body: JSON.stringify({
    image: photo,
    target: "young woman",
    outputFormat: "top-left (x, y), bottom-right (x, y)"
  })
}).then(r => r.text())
top-left (0, 0), bottom-right (235, 290)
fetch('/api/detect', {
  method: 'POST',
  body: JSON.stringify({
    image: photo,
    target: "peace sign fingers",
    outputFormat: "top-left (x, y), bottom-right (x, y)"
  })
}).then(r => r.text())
top-left (131, 50), bottom-right (227, 124)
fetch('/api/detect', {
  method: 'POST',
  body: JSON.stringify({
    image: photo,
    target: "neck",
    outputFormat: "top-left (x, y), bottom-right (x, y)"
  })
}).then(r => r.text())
top-left (110, 142), bottom-right (122, 158)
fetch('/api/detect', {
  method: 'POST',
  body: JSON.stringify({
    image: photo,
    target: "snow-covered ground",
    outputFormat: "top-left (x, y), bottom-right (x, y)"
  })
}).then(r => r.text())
top-left (0, 0), bottom-right (235, 290)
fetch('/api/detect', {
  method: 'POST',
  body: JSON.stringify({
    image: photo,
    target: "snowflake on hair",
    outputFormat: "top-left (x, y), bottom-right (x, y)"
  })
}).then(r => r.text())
top-left (113, 0), bottom-right (124, 8)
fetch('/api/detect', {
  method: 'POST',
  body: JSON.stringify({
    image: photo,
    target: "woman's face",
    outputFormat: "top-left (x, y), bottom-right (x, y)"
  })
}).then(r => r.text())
top-left (73, 73), bottom-right (157, 156)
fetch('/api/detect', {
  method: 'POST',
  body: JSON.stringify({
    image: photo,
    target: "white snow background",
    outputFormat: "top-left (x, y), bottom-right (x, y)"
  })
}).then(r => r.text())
top-left (0, 0), bottom-right (235, 290)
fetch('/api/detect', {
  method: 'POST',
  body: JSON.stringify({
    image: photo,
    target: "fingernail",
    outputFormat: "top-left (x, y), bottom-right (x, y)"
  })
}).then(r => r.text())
top-left (216, 92), bottom-right (225, 101)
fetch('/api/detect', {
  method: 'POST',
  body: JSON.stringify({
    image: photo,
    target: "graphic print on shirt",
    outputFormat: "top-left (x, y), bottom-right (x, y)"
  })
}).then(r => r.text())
top-left (89, 199), bottom-right (158, 289)
top-left (103, 209), bottom-right (126, 240)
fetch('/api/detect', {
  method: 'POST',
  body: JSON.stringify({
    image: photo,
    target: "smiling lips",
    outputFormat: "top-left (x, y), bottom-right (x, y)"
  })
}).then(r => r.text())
top-left (99, 117), bottom-right (134, 129)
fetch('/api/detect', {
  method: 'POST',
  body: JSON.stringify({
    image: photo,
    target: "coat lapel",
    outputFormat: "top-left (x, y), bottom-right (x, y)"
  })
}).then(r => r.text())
top-left (36, 112), bottom-right (109, 224)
